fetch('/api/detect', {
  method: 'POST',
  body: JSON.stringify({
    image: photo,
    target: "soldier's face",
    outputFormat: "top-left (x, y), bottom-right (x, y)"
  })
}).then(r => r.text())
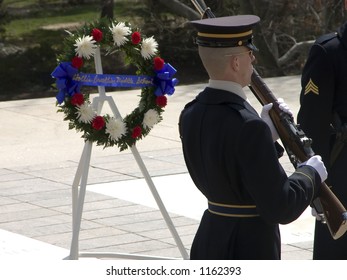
top-left (345, 0), bottom-right (347, 10)
top-left (232, 48), bottom-right (255, 87)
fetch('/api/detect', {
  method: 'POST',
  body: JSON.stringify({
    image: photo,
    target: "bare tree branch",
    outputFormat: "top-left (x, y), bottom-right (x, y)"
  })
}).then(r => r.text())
top-left (308, 4), bottom-right (322, 27)
top-left (278, 39), bottom-right (315, 66)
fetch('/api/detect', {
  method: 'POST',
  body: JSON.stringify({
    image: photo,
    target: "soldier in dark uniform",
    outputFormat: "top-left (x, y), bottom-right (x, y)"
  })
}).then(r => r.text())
top-left (297, 0), bottom-right (347, 260)
top-left (179, 15), bottom-right (328, 260)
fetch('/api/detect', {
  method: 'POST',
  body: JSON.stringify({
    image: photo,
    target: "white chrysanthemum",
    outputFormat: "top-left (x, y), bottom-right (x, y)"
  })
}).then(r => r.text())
top-left (76, 103), bottom-right (95, 123)
top-left (106, 117), bottom-right (127, 141)
top-left (141, 36), bottom-right (158, 59)
top-left (109, 22), bottom-right (131, 46)
top-left (74, 35), bottom-right (97, 59)
top-left (143, 109), bottom-right (160, 129)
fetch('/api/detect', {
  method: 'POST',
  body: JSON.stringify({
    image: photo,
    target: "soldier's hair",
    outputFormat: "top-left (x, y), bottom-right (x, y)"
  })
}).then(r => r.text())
top-left (198, 46), bottom-right (246, 79)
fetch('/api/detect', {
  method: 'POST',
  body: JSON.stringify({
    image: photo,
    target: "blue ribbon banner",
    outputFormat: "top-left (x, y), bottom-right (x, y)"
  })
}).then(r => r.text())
top-left (73, 73), bottom-right (153, 88)
top-left (51, 62), bottom-right (178, 104)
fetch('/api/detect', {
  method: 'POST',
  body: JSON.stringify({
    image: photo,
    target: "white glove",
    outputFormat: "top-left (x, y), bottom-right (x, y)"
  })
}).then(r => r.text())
top-left (277, 98), bottom-right (293, 117)
top-left (260, 99), bottom-right (293, 141)
top-left (260, 103), bottom-right (279, 141)
top-left (298, 155), bottom-right (328, 183)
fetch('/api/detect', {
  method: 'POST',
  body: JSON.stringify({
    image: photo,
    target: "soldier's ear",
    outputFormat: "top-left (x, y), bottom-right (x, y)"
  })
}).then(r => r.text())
top-left (232, 56), bottom-right (240, 71)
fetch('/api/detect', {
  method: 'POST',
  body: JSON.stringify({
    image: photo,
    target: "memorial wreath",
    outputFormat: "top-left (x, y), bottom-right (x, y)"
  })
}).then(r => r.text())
top-left (51, 19), bottom-right (178, 151)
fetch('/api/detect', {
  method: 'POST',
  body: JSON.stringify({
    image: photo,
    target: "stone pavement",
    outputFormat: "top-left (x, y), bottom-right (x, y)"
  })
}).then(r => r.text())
top-left (0, 76), bottom-right (317, 261)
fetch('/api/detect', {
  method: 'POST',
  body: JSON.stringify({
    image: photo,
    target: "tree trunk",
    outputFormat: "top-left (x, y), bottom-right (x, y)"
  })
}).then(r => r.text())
top-left (0, 0), bottom-right (7, 38)
top-left (100, 0), bottom-right (114, 20)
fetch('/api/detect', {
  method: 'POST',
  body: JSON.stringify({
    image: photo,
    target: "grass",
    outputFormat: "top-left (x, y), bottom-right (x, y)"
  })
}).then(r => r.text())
top-left (4, 1), bottom-right (146, 39)
top-left (4, 1), bottom-right (99, 38)
top-left (3, 0), bottom-right (61, 8)
top-left (5, 9), bottom-right (100, 37)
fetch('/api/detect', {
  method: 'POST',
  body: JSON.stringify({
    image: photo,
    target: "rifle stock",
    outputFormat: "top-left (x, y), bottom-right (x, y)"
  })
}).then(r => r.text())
top-left (190, 0), bottom-right (347, 239)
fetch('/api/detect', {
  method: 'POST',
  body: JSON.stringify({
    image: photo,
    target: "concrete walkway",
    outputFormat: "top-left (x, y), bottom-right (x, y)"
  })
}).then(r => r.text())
top-left (0, 76), bottom-right (317, 260)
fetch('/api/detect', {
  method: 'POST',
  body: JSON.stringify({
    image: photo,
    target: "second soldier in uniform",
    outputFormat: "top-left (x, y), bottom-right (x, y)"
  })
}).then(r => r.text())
top-left (297, 0), bottom-right (347, 260)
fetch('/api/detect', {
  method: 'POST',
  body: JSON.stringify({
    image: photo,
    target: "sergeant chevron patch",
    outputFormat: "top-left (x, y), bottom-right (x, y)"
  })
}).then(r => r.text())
top-left (304, 78), bottom-right (319, 95)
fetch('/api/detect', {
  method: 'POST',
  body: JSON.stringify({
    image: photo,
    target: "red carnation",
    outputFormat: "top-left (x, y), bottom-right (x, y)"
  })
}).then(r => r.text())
top-left (154, 57), bottom-right (165, 71)
top-left (71, 56), bottom-right (83, 69)
top-left (131, 126), bottom-right (142, 139)
top-left (92, 116), bottom-right (105, 130)
top-left (71, 93), bottom-right (84, 106)
top-left (92, 28), bottom-right (103, 42)
top-left (156, 95), bottom-right (167, 108)
top-left (131, 31), bottom-right (141, 45)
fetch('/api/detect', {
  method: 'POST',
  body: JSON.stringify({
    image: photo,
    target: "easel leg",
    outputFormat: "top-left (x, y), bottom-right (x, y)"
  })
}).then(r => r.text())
top-left (130, 146), bottom-right (190, 260)
top-left (69, 141), bottom-right (93, 260)
top-left (105, 89), bottom-right (189, 258)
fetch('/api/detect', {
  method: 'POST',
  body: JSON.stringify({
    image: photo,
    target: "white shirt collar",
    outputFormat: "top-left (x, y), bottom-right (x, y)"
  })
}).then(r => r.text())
top-left (207, 79), bottom-right (248, 101)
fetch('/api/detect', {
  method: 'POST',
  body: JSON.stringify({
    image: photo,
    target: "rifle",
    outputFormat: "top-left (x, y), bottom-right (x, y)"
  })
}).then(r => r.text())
top-left (190, 0), bottom-right (347, 239)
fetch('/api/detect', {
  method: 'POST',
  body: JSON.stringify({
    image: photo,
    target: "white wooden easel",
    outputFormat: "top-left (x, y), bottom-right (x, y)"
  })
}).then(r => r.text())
top-left (67, 47), bottom-right (189, 260)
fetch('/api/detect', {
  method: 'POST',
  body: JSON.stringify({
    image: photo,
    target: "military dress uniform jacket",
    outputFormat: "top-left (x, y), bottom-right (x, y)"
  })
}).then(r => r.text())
top-left (297, 22), bottom-right (347, 259)
top-left (179, 87), bottom-right (321, 260)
